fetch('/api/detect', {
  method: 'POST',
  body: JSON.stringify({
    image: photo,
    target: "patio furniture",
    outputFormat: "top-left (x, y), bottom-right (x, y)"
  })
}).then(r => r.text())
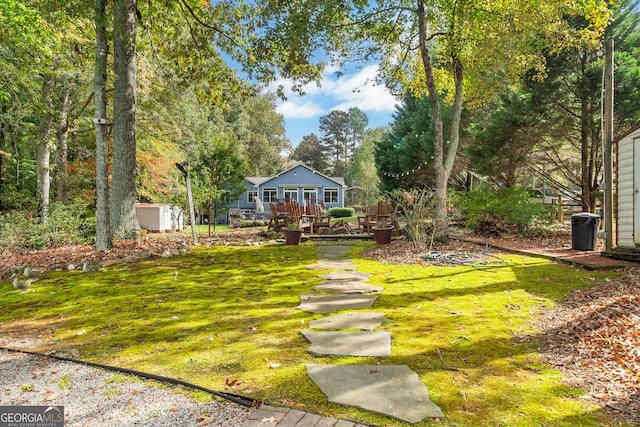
top-left (357, 203), bottom-right (378, 233)
top-left (268, 202), bottom-right (287, 232)
top-left (357, 200), bottom-right (393, 233)
top-left (309, 204), bottom-right (332, 233)
top-left (286, 200), bottom-right (311, 231)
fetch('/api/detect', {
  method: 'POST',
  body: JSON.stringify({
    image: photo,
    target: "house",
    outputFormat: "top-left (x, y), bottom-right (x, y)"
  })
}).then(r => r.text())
top-left (614, 123), bottom-right (640, 254)
top-left (136, 203), bottom-right (183, 233)
top-left (229, 164), bottom-right (346, 217)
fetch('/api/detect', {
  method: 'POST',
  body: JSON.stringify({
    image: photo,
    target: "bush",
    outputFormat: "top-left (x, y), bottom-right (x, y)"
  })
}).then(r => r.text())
top-left (328, 207), bottom-right (354, 218)
top-left (239, 219), bottom-right (266, 228)
top-left (452, 187), bottom-right (550, 235)
top-left (0, 200), bottom-right (96, 250)
top-left (388, 189), bottom-right (438, 251)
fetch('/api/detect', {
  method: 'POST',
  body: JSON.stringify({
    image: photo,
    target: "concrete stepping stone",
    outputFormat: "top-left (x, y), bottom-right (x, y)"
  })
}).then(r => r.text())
top-left (309, 312), bottom-right (391, 330)
top-left (301, 331), bottom-right (391, 357)
top-left (306, 364), bottom-right (444, 424)
top-left (318, 271), bottom-right (371, 281)
top-left (317, 252), bottom-right (348, 259)
top-left (305, 260), bottom-right (356, 271)
top-left (297, 294), bottom-right (378, 314)
top-left (314, 281), bottom-right (383, 294)
top-left (316, 245), bottom-right (352, 254)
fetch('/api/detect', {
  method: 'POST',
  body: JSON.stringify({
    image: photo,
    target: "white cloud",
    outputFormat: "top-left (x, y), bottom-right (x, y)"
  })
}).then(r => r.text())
top-left (276, 99), bottom-right (325, 119)
top-left (270, 64), bottom-right (398, 122)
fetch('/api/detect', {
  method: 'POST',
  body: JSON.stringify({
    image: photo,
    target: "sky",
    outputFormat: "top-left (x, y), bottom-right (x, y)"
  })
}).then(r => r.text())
top-left (267, 65), bottom-right (400, 148)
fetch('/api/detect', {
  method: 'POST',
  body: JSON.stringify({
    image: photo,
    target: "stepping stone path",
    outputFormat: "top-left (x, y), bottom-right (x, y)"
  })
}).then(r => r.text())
top-left (297, 294), bottom-right (378, 314)
top-left (307, 364), bottom-right (444, 424)
top-left (301, 330), bottom-right (391, 357)
top-left (305, 260), bottom-right (356, 271)
top-left (313, 281), bottom-right (384, 294)
top-left (308, 312), bottom-right (391, 331)
top-left (294, 241), bottom-right (443, 424)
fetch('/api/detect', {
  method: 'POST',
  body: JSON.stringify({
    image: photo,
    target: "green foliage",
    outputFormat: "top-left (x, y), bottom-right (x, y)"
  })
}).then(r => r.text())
top-left (467, 90), bottom-right (546, 186)
top-left (328, 207), bottom-right (354, 218)
top-left (453, 187), bottom-right (550, 235)
top-left (346, 128), bottom-right (381, 206)
top-left (291, 134), bottom-right (329, 174)
top-left (375, 93), bottom-right (442, 192)
top-left (0, 199), bottom-right (95, 250)
top-left (239, 219), bottom-right (266, 228)
top-left (388, 188), bottom-right (438, 251)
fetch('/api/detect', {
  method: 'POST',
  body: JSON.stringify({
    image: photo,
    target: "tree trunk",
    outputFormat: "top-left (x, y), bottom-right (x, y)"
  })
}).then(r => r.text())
top-left (94, 0), bottom-right (112, 249)
top-left (418, 0), bottom-right (463, 243)
top-left (0, 122), bottom-right (5, 209)
top-left (37, 73), bottom-right (54, 219)
top-left (56, 85), bottom-right (71, 204)
top-left (110, 0), bottom-right (139, 239)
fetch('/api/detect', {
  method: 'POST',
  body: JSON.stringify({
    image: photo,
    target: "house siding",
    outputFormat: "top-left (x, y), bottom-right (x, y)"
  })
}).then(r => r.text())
top-left (228, 165), bottom-right (346, 216)
top-left (615, 127), bottom-right (640, 249)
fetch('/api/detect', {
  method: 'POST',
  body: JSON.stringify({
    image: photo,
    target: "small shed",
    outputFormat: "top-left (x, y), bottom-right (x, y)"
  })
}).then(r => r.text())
top-left (614, 123), bottom-right (640, 252)
top-left (136, 203), bottom-right (183, 233)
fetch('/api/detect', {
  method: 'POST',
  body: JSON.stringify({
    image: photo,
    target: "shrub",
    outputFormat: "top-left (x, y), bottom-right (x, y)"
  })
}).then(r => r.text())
top-left (329, 207), bottom-right (354, 218)
top-left (388, 189), bottom-right (438, 251)
top-left (239, 219), bottom-right (266, 228)
top-left (0, 199), bottom-right (96, 250)
top-left (452, 187), bottom-right (550, 235)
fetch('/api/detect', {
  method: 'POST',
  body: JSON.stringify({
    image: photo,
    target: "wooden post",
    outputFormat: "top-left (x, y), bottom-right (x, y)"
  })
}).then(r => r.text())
top-left (176, 162), bottom-right (198, 245)
top-left (603, 38), bottom-right (614, 251)
top-left (208, 166), bottom-right (215, 237)
top-left (558, 195), bottom-right (564, 224)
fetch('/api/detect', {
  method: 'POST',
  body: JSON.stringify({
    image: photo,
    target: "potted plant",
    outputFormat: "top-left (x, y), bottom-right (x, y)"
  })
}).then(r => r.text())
top-left (283, 222), bottom-right (303, 245)
top-left (371, 220), bottom-right (393, 244)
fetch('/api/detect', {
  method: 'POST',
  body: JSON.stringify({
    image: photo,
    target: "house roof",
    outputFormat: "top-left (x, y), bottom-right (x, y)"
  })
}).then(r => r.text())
top-left (246, 177), bottom-right (271, 186)
top-left (614, 123), bottom-right (640, 143)
top-left (248, 164), bottom-right (346, 187)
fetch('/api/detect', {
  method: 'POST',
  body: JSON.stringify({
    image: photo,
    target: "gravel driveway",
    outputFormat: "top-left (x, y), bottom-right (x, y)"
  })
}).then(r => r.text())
top-left (0, 349), bottom-right (251, 426)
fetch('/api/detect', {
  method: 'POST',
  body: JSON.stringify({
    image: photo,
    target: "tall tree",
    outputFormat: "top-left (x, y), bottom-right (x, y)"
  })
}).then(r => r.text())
top-left (36, 73), bottom-right (54, 217)
top-left (346, 107), bottom-right (368, 160)
top-left (375, 92), bottom-right (438, 192)
top-left (319, 110), bottom-right (350, 170)
top-left (291, 134), bottom-right (329, 174)
top-left (94, 0), bottom-right (111, 249)
top-left (253, 0), bottom-right (610, 241)
top-left (347, 128), bottom-right (381, 205)
top-left (466, 90), bottom-right (549, 187)
top-left (472, 1), bottom-right (640, 211)
top-left (110, 0), bottom-right (139, 239)
top-left (225, 94), bottom-right (290, 176)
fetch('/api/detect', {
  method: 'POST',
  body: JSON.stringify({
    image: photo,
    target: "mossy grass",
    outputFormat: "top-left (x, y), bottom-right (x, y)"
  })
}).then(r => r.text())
top-left (0, 242), bottom-right (631, 426)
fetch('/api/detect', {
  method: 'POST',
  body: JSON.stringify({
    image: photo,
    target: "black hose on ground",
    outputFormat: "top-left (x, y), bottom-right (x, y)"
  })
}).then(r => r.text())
top-left (0, 346), bottom-right (257, 408)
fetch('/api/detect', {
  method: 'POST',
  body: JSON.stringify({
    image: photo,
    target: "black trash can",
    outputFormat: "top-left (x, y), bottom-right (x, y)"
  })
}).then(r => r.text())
top-left (571, 213), bottom-right (600, 251)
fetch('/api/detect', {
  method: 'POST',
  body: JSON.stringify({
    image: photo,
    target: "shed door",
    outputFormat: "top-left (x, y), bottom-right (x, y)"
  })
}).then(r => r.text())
top-left (635, 137), bottom-right (640, 245)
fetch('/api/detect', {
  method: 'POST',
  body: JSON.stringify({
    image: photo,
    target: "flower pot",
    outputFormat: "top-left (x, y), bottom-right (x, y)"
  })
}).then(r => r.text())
top-left (284, 228), bottom-right (303, 245)
top-left (371, 226), bottom-right (393, 244)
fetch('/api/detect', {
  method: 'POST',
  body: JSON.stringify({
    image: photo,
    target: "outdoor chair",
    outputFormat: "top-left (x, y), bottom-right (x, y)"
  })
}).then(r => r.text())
top-left (357, 203), bottom-right (378, 233)
top-left (376, 199), bottom-right (392, 227)
top-left (310, 204), bottom-right (331, 233)
top-left (268, 202), bottom-right (287, 232)
top-left (286, 199), bottom-right (308, 230)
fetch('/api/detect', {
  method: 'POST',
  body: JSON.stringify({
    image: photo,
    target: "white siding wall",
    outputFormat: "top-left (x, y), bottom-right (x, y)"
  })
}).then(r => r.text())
top-left (617, 133), bottom-right (637, 248)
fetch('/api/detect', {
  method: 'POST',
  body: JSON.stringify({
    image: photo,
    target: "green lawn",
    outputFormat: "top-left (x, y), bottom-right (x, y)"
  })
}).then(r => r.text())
top-left (0, 241), bottom-right (629, 426)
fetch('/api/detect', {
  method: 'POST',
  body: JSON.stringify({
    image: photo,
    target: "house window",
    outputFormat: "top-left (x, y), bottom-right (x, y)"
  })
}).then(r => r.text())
top-left (284, 188), bottom-right (298, 201)
top-left (263, 188), bottom-right (277, 203)
top-left (247, 191), bottom-right (257, 203)
top-left (303, 189), bottom-right (317, 203)
top-left (324, 188), bottom-right (339, 204)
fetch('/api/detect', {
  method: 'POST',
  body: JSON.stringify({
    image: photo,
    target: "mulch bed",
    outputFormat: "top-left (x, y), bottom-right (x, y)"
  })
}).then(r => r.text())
top-left (1, 230), bottom-right (639, 425)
